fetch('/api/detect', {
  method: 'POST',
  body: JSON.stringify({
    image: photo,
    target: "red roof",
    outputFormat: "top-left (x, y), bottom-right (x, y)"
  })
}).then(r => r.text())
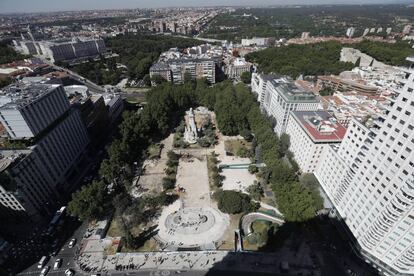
top-left (291, 111), bottom-right (346, 143)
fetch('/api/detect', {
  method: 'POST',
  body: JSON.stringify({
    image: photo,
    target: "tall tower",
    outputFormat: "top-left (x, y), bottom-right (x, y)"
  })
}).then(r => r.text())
top-left (315, 56), bottom-right (414, 276)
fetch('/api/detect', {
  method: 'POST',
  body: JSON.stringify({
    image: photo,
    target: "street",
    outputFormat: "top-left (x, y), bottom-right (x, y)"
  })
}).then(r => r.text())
top-left (17, 220), bottom-right (87, 276)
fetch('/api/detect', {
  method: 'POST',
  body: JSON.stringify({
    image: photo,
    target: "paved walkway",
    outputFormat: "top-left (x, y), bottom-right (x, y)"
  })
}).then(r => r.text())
top-left (156, 201), bottom-right (229, 250)
top-left (80, 251), bottom-right (292, 274)
top-left (241, 212), bottom-right (285, 236)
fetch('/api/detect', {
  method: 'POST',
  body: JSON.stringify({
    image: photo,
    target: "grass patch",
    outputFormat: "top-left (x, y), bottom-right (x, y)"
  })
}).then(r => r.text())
top-left (147, 143), bottom-right (162, 159)
top-left (224, 139), bottom-right (252, 157)
top-left (107, 217), bottom-right (124, 237)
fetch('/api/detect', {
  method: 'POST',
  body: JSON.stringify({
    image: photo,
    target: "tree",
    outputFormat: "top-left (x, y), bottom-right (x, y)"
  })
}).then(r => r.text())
top-left (319, 86), bottom-right (334, 96)
top-left (273, 181), bottom-right (317, 222)
top-left (162, 177), bottom-right (176, 190)
top-left (240, 71), bottom-right (252, 84)
top-left (279, 133), bottom-right (291, 157)
top-left (248, 164), bottom-right (259, 174)
top-left (67, 180), bottom-right (109, 221)
top-left (247, 182), bottom-right (264, 200)
top-left (143, 74), bottom-right (151, 86)
top-left (215, 190), bottom-right (258, 214)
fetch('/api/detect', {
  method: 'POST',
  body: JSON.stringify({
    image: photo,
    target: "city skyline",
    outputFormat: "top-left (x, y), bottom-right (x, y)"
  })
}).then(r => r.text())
top-left (1, 0), bottom-right (413, 13)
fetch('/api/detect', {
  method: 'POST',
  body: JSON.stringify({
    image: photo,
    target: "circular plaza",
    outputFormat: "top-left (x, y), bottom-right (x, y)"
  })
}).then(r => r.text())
top-left (156, 200), bottom-right (229, 250)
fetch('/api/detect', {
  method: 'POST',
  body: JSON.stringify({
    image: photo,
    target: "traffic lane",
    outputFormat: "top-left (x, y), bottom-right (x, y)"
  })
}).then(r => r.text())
top-left (17, 221), bottom-right (87, 275)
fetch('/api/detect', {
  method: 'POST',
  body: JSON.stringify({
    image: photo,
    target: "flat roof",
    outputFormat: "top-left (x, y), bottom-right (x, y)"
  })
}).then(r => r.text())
top-left (291, 110), bottom-right (346, 143)
top-left (277, 83), bottom-right (318, 103)
top-left (0, 82), bottom-right (61, 110)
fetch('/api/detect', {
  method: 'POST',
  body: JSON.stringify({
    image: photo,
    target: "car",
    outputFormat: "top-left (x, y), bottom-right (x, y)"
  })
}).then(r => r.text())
top-left (40, 266), bottom-right (50, 276)
top-left (53, 259), bottom-right (62, 270)
top-left (68, 238), bottom-right (76, 248)
top-left (37, 256), bottom-right (48, 269)
top-left (65, 269), bottom-right (74, 276)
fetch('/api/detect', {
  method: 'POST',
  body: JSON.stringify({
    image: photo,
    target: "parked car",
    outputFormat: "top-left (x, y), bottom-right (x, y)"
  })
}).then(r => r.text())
top-left (40, 266), bottom-right (50, 276)
top-left (37, 256), bottom-right (48, 269)
top-left (53, 259), bottom-right (62, 270)
top-left (68, 238), bottom-right (76, 248)
top-left (65, 269), bottom-right (74, 276)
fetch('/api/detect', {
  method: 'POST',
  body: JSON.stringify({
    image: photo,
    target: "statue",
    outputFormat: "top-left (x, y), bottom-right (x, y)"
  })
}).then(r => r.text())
top-left (184, 108), bottom-right (198, 144)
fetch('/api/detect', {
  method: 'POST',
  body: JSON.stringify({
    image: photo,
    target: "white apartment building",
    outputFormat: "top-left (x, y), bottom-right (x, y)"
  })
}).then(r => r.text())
top-left (251, 73), bottom-right (320, 136)
top-left (285, 110), bottom-right (346, 173)
top-left (0, 84), bottom-right (70, 139)
top-left (315, 56), bottom-right (414, 276)
top-left (225, 57), bottom-right (252, 80)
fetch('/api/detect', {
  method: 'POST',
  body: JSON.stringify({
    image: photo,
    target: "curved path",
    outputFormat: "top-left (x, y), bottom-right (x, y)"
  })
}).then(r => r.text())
top-left (241, 212), bottom-right (285, 236)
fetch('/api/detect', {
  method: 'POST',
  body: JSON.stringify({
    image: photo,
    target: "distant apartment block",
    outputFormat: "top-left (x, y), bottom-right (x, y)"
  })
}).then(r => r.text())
top-left (241, 37), bottom-right (274, 47)
top-left (251, 73), bottom-right (320, 136)
top-left (14, 37), bottom-right (106, 63)
top-left (224, 57), bottom-right (252, 80)
top-left (286, 110), bottom-right (346, 173)
top-left (150, 59), bottom-right (215, 85)
top-left (346, 27), bottom-right (356, 38)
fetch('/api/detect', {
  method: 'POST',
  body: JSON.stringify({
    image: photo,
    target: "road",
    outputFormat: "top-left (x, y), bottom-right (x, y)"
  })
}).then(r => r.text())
top-left (17, 220), bottom-right (88, 276)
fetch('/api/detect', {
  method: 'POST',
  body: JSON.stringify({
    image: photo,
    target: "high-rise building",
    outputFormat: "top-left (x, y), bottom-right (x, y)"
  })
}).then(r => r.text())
top-left (315, 56), bottom-right (414, 275)
top-left (0, 82), bottom-right (89, 225)
top-left (0, 84), bottom-right (69, 139)
top-left (403, 25), bottom-right (412, 35)
top-left (251, 73), bottom-right (320, 135)
top-left (346, 27), bottom-right (356, 38)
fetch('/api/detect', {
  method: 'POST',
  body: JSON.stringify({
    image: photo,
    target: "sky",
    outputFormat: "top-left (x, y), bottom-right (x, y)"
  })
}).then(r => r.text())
top-left (0, 0), bottom-right (412, 14)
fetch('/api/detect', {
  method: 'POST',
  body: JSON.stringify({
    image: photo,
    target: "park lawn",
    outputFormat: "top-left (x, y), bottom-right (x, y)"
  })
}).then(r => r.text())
top-left (107, 217), bottom-right (124, 238)
top-left (224, 139), bottom-right (252, 157)
top-left (147, 143), bottom-right (162, 159)
top-left (207, 153), bottom-right (219, 191)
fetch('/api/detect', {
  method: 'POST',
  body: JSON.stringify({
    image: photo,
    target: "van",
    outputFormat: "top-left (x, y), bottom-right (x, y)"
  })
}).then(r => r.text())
top-left (37, 256), bottom-right (48, 269)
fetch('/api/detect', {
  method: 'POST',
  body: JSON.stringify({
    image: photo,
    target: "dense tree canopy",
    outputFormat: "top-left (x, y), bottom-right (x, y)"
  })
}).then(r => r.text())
top-left (215, 190), bottom-right (259, 214)
top-left (246, 41), bottom-right (354, 78)
top-left (353, 40), bottom-right (414, 66)
top-left (106, 34), bottom-right (204, 80)
top-left (67, 180), bottom-right (109, 221)
top-left (0, 42), bottom-right (28, 65)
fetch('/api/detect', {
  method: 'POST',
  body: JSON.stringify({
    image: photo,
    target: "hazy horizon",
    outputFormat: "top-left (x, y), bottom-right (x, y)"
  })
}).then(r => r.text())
top-left (1, 0), bottom-right (414, 14)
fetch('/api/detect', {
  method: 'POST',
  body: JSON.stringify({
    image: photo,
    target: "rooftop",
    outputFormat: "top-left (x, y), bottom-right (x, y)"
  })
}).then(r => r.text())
top-left (291, 110), bottom-right (347, 143)
top-left (272, 81), bottom-right (319, 103)
top-left (0, 82), bottom-right (61, 110)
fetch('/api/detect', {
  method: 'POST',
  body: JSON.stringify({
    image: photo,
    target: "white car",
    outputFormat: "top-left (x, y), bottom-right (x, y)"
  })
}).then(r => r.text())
top-left (65, 269), bottom-right (74, 276)
top-left (68, 238), bottom-right (76, 248)
top-left (40, 266), bottom-right (50, 276)
top-left (53, 259), bottom-right (62, 270)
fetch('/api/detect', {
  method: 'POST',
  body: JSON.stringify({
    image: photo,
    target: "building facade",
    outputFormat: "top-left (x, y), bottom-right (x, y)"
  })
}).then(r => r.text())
top-left (252, 73), bottom-right (320, 136)
top-left (0, 83), bottom-right (89, 224)
top-left (315, 57), bottom-right (414, 275)
top-left (15, 38), bottom-right (106, 63)
top-left (0, 84), bottom-right (69, 139)
top-left (285, 110), bottom-right (346, 173)
top-left (150, 59), bottom-right (216, 85)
